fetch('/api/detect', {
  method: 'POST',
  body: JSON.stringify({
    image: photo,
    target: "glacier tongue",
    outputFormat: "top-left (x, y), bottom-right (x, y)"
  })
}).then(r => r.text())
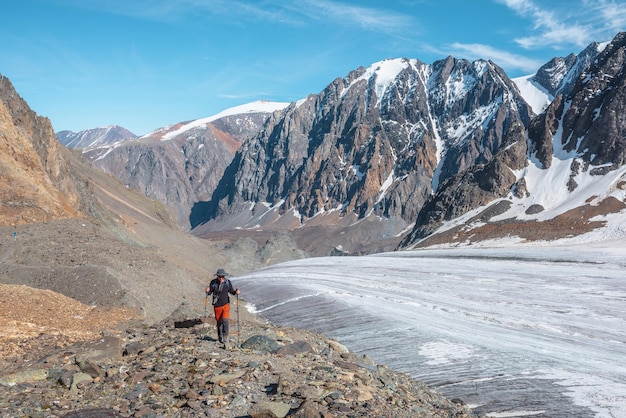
top-left (238, 246), bottom-right (626, 417)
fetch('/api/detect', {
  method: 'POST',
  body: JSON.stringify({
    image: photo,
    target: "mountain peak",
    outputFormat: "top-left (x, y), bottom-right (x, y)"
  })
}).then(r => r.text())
top-left (143, 100), bottom-right (290, 142)
top-left (56, 125), bottom-right (137, 149)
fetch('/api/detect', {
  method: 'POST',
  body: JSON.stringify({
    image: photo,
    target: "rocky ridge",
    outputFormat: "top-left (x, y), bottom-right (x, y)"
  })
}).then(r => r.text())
top-left (530, 41), bottom-right (602, 99)
top-left (0, 75), bottom-right (83, 225)
top-left (56, 126), bottom-right (137, 149)
top-left (0, 284), bottom-right (476, 418)
top-left (79, 106), bottom-right (287, 230)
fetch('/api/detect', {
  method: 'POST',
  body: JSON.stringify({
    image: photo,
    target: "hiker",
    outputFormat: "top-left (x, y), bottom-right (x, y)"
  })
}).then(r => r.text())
top-left (205, 268), bottom-right (240, 344)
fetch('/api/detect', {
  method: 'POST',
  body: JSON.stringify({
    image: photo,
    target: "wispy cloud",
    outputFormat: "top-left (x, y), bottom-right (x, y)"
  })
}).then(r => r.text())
top-left (69, 0), bottom-right (417, 36)
top-left (290, 0), bottom-right (416, 35)
top-left (589, 0), bottom-right (626, 34)
top-left (495, 0), bottom-right (589, 49)
top-left (447, 42), bottom-right (543, 73)
top-left (496, 0), bottom-right (624, 49)
top-left (62, 0), bottom-right (299, 25)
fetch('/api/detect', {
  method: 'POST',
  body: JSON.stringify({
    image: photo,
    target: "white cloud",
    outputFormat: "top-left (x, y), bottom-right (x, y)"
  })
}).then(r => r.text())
top-left (281, 0), bottom-right (417, 37)
top-left (496, 0), bottom-right (592, 49)
top-left (591, 0), bottom-right (626, 34)
top-left (496, 0), bottom-right (626, 50)
top-left (72, 0), bottom-right (417, 36)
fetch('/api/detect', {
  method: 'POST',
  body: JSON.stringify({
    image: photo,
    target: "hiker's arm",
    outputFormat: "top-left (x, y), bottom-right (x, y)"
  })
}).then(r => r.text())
top-left (229, 282), bottom-right (240, 295)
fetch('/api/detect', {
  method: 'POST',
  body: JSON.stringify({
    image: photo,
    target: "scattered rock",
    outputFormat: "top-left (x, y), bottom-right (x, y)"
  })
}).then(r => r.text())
top-left (525, 204), bottom-right (545, 214)
top-left (241, 334), bottom-right (280, 353)
top-left (0, 311), bottom-right (479, 417)
top-left (63, 409), bottom-right (125, 417)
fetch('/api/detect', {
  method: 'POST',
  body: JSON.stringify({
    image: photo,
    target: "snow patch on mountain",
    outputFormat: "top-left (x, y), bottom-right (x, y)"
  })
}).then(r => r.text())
top-left (513, 74), bottom-right (552, 115)
top-left (445, 101), bottom-right (500, 144)
top-left (146, 101), bottom-right (290, 142)
top-left (375, 171), bottom-right (396, 204)
top-left (430, 91), bottom-right (626, 244)
top-left (57, 125), bottom-right (137, 149)
top-left (432, 154), bottom-right (626, 244)
top-left (507, 160), bottom-right (626, 221)
top-left (445, 72), bottom-right (477, 104)
top-left (346, 58), bottom-right (414, 104)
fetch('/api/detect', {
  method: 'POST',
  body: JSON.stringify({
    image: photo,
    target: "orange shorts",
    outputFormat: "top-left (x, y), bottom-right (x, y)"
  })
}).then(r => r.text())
top-left (214, 304), bottom-right (230, 322)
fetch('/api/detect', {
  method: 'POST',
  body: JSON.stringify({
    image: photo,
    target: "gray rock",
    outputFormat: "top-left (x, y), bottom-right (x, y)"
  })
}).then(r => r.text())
top-left (63, 409), bottom-right (125, 417)
top-left (78, 359), bottom-right (105, 378)
top-left (251, 401), bottom-right (291, 418)
top-left (209, 369), bottom-right (246, 384)
top-left (123, 341), bottom-right (147, 356)
top-left (525, 204), bottom-right (545, 215)
top-left (241, 334), bottom-right (279, 353)
top-left (70, 372), bottom-right (93, 391)
top-left (0, 369), bottom-right (48, 386)
top-left (275, 340), bottom-right (314, 356)
top-left (74, 335), bottom-right (123, 363)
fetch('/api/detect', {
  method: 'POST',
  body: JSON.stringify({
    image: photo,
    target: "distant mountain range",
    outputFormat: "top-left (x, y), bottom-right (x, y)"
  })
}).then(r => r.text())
top-left (56, 125), bottom-right (137, 149)
top-left (65, 101), bottom-right (289, 228)
top-left (56, 32), bottom-right (626, 256)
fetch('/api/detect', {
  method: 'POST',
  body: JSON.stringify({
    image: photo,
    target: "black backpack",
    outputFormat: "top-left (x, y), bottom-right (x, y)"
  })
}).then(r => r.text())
top-left (210, 279), bottom-right (231, 305)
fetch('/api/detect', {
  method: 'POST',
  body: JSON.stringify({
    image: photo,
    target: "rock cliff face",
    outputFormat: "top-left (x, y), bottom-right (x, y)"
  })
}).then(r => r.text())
top-left (531, 41), bottom-right (602, 99)
top-left (0, 74), bottom-right (83, 225)
top-left (400, 32), bottom-right (626, 248)
top-left (193, 57), bottom-right (533, 254)
top-left (82, 110), bottom-right (284, 230)
top-left (561, 33), bottom-right (626, 169)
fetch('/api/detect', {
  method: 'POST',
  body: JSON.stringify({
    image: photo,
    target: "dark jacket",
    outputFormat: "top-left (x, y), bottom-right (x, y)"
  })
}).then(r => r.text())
top-left (206, 278), bottom-right (237, 307)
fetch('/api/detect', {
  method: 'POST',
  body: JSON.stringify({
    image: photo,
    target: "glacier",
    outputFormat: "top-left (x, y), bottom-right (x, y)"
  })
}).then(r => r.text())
top-left (236, 242), bottom-right (626, 417)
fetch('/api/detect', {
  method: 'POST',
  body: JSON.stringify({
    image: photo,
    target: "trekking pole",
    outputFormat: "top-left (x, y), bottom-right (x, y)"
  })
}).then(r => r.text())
top-left (204, 294), bottom-right (209, 338)
top-left (236, 294), bottom-right (240, 347)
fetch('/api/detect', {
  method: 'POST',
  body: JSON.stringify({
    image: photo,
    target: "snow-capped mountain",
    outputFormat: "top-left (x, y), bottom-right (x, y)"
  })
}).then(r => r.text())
top-left (78, 101), bottom-right (289, 229)
top-left (56, 125), bottom-right (137, 149)
top-left (401, 32), bottom-right (626, 249)
top-left (139, 100), bottom-right (290, 143)
top-left (191, 56), bottom-right (533, 255)
top-left (512, 41), bottom-right (606, 114)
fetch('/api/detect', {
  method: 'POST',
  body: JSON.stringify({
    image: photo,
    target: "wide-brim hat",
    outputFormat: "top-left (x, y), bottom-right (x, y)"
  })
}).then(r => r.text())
top-left (215, 268), bottom-right (228, 277)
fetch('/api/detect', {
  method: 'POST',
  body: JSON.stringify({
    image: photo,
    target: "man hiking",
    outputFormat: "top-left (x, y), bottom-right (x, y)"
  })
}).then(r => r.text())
top-left (205, 268), bottom-right (240, 347)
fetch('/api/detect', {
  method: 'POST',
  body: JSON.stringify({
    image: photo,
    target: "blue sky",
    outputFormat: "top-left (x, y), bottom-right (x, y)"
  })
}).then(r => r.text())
top-left (2, 0), bottom-right (624, 135)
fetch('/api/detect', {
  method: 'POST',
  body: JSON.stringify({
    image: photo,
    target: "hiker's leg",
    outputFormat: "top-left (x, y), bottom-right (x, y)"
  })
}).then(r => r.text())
top-left (222, 304), bottom-right (231, 339)
top-left (217, 320), bottom-right (224, 342)
top-left (214, 306), bottom-right (226, 342)
top-left (222, 319), bottom-right (229, 340)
